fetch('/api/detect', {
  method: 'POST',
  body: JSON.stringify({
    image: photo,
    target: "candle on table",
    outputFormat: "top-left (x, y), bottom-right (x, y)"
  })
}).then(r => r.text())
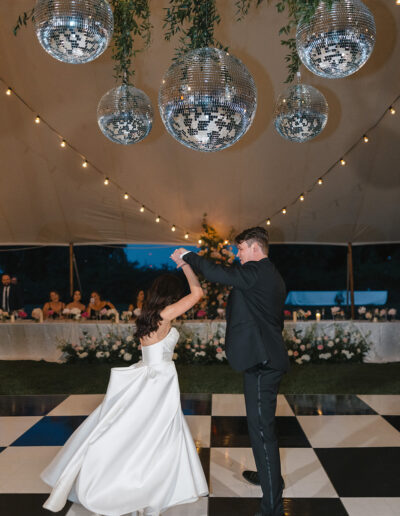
top-left (316, 311), bottom-right (321, 322)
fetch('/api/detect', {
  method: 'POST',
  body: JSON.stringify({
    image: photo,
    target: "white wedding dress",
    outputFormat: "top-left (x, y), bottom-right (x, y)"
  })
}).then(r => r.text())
top-left (41, 327), bottom-right (208, 516)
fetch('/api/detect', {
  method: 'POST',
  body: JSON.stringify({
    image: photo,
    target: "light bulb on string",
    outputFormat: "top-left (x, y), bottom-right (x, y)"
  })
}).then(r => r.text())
top-left (340, 158), bottom-right (346, 166)
top-left (224, 240), bottom-right (229, 245)
top-left (184, 233), bottom-right (189, 239)
top-left (104, 177), bottom-right (109, 185)
top-left (123, 192), bottom-right (129, 200)
top-left (155, 216), bottom-right (160, 223)
top-left (6, 88), bottom-right (12, 96)
top-left (35, 115), bottom-right (41, 124)
top-left (82, 159), bottom-right (88, 168)
top-left (171, 225), bottom-right (176, 232)
top-left (140, 205), bottom-right (145, 213)
top-left (60, 139), bottom-right (66, 148)
top-left (299, 194), bottom-right (305, 202)
top-left (317, 178), bottom-right (323, 185)
top-left (282, 207), bottom-right (287, 214)
top-left (198, 239), bottom-right (203, 245)
top-left (363, 135), bottom-right (369, 143)
top-left (389, 106), bottom-right (396, 115)
top-left (266, 218), bottom-right (271, 226)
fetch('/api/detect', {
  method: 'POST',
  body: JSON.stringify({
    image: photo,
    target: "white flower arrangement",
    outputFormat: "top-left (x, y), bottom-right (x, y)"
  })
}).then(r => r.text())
top-left (31, 308), bottom-right (43, 322)
top-left (283, 324), bottom-right (370, 365)
top-left (121, 311), bottom-right (132, 322)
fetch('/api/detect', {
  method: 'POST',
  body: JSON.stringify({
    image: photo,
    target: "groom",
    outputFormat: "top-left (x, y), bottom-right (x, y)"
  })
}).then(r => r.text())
top-left (172, 226), bottom-right (289, 516)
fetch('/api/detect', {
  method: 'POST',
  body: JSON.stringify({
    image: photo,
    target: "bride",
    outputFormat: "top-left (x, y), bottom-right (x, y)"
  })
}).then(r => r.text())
top-left (40, 261), bottom-right (208, 515)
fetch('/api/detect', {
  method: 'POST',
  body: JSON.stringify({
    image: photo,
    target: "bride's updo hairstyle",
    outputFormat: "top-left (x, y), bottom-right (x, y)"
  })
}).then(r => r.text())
top-left (136, 274), bottom-right (183, 339)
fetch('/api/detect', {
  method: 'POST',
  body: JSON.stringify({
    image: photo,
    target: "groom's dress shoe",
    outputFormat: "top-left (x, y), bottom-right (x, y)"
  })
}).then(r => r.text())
top-left (242, 470), bottom-right (260, 485)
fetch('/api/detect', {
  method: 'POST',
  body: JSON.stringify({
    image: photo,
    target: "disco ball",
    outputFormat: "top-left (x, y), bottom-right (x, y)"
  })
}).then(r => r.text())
top-left (296, 0), bottom-right (376, 79)
top-left (34, 0), bottom-right (114, 64)
top-left (97, 84), bottom-right (153, 145)
top-left (158, 47), bottom-right (257, 152)
top-left (273, 83), bottom-right (328, 143)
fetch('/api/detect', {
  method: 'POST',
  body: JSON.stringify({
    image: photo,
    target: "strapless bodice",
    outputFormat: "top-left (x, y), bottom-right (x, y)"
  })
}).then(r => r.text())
top-left (142, 327), bottom-right (179, 366)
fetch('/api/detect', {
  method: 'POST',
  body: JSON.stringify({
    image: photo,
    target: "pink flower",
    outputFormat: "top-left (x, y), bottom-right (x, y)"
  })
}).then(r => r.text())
top-left (216, 347), bottom-right (223, 353)
top-left (300, 344), bottom-right (306, 351)
top-left (18, 310), bottom-right (27, 318)
top-left (100, 308), bottom-right (107, 315)
top-left (196, 310), bottom-right (207, 318)
top-left (293, 351), bottom-right (299, 357)
top-left (81, 312), bottom-right (88, 318)
top-left (317, 344), bottom-right (323, 350)
top-left (48, 310), bottom-right (54, 316)
top-left (185, 344), bottom-right (191, 349)
top-left (200, 344), bottom-right (206, 349)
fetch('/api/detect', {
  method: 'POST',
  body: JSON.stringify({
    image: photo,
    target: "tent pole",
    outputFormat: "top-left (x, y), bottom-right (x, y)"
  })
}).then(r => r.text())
top-left (69, 243), bottom-right (74, 297)
top-left (347, 242), bottom-right (355, 320)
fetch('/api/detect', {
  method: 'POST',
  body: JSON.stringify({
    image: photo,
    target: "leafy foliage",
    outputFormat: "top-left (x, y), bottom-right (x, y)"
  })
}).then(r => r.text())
top-left (163, 0), bottom-right (228, 56)
top-left (109, 0), bottom-right (152, 84)
top-left (235, 0), bottom-right (335, 82)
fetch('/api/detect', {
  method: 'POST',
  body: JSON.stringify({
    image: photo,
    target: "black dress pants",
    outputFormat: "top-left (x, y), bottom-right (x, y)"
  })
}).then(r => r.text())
top-left (243, 362), bottom-right (284, 516)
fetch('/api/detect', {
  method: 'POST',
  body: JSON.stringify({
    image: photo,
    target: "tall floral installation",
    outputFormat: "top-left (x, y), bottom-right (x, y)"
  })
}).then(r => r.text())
top-left (186, 217), bottom-right (235, 320)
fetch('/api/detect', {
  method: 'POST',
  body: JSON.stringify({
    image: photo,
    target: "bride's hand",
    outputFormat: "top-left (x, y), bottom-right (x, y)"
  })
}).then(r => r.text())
top-left (170, 249), bottom-right (185, 268)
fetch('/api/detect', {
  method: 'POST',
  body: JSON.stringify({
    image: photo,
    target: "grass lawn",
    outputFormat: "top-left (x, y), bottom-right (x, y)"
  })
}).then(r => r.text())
top-left (1, 361), bottom-right (399, 395)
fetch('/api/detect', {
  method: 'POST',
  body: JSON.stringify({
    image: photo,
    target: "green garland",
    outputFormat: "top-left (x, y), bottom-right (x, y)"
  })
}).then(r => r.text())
top-left (163, 0), bottom-right (228, 56)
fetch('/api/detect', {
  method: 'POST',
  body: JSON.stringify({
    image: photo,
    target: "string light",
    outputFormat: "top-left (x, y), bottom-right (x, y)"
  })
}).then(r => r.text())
top-left (184, 233), bottom-right (189, 239)
top-left (198, 239), bottom-right (203, 245)
top-left (282, 207), bottom-right (287, 214)
top-left (299, 193), bottom-right (305, 201)
top-left (317, 178), bottom-right (323, 185)
top-left (390, 106), bottom-right (396, 115)
top-left (266, 218), bottom-right (271, 226)
top-left (0, 78), bottom-right (204, 244)
top-left (363, 135), bottom-right (369, 143)
top-left (224, 239), bottom-right (229, 245)
top-left (340, 158), bottom-right (346, 166)
top-left (396, 0), bottom-right (400, 6)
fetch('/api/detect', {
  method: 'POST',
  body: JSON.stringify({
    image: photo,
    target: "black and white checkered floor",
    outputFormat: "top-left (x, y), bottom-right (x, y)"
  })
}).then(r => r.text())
top-left (0, 394), bottom-right (399, 515)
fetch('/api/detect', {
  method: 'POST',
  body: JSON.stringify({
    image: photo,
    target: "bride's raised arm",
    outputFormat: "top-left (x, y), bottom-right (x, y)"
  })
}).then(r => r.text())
top-left (160, 264), bottom-right (203, 321)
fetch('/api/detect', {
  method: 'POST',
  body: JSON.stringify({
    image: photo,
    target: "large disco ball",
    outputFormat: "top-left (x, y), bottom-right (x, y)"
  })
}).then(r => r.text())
top-left (158, 47), bottom-right (257, 152)
top-left (34, 0), bottom-right (114, 64)
top-left (273, 83), bottom-right (328, 143)
top-left (97, 85), bottom-right (153, 145)
top-left (296, 0), bottom-right (376, 79)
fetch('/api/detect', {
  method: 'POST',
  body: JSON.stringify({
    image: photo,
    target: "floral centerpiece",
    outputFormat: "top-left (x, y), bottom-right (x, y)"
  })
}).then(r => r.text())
top-left (62, 308), bottom-right (83, 321)
top-left (296, 309), bottom-right (312, 321)
top-left (121, 311), bottom-right (133, 322)
top-left (174, 324), bottom-right (228, 365)
top-left (31, 308), bottom-right (43, 322)
top-left (283, 324), bottom-right (370, 365)
top-left (16, 310), bottom-right (28, 319)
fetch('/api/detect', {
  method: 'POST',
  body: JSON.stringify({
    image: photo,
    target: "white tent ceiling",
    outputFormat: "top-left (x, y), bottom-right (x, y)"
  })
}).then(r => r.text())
top-left (0, 0), bottom-right (399, 246)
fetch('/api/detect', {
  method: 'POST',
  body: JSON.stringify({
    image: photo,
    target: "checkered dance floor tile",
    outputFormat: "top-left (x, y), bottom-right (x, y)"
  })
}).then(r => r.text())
top-left (0, 394), bottom-right (399, 515)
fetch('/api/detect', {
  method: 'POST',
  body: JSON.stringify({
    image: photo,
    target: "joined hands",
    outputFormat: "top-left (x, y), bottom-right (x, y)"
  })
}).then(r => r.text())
top-left (170, 248), bottom-right (188, 268)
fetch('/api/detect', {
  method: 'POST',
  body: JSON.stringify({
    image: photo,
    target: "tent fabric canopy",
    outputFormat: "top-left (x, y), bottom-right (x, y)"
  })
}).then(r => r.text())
top-left (0, 1), bottom-right (399, 246)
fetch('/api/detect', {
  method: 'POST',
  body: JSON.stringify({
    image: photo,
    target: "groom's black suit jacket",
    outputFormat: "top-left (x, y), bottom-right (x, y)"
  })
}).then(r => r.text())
top-left (182, 252), bottom-right (290, 373)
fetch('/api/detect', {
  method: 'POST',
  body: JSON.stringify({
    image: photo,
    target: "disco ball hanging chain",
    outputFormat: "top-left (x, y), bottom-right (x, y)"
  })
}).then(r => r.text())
top-left (159, 0), bottom-right (257, 152)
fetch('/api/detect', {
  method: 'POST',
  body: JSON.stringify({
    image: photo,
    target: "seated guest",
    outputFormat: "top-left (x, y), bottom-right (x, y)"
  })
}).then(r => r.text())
top-left (1, 273), bottom-right (24, 313)
top-left (43, 291), bottom-right (65, 319)
top-left (128, 289), bottom-right (145, 317)
top-left (66, 290), bottom-right (86, 312)
top-left (87, 291), bottom-right (115, 319)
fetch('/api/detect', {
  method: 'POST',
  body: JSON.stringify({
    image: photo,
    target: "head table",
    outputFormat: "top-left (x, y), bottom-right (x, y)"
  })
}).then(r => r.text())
top-left (0, 320), bottom-right (398, 364)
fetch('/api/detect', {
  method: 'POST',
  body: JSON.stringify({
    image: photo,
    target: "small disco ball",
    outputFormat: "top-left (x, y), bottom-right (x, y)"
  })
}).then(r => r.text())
top-left (97, 84), bottom-right (153, 145)
top-left (158, 47), bottom-right (257, 152)
top-left (273, 83), bottom-right (328, 143)
top-left (296, 0), bottom-right (376, 79)
top-left (34, 0), bottom-right (114, 64)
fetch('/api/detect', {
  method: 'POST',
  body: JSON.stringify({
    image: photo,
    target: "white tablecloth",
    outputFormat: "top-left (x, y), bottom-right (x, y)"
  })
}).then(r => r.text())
top-left (0, 320), bottom-right (398, 363)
